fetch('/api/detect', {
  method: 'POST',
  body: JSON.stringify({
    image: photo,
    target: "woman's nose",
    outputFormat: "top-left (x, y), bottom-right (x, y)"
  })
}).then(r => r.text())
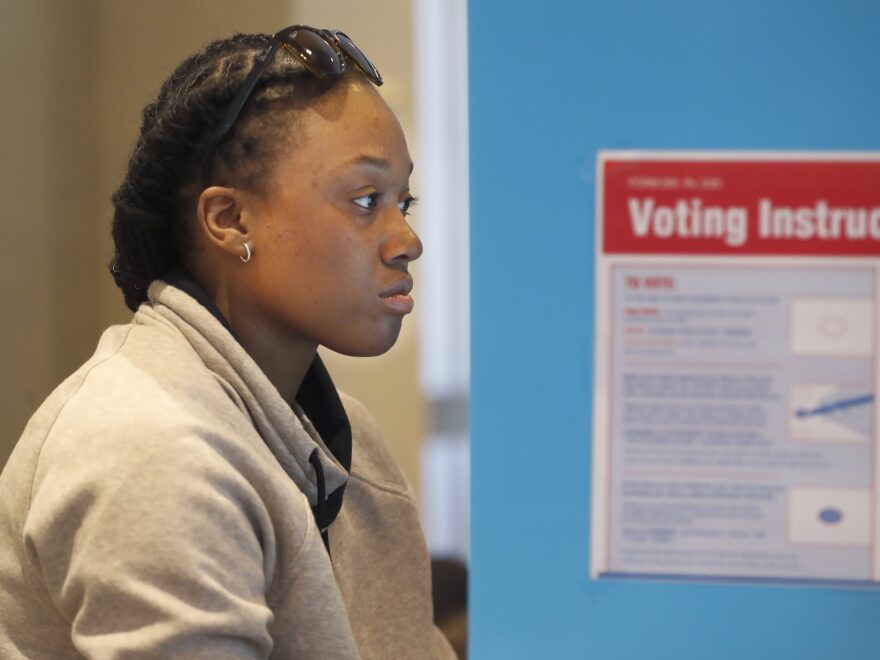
top-left (381, 216), bottom-right (423, 266)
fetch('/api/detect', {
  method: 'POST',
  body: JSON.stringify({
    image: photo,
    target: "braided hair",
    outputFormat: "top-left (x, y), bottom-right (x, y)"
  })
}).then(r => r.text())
top-left (110, 33), bottom-right (340, 311)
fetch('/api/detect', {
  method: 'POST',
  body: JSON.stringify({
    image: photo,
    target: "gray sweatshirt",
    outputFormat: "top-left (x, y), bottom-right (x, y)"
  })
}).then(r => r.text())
top-left (0, 281), bottom-right (455, 659)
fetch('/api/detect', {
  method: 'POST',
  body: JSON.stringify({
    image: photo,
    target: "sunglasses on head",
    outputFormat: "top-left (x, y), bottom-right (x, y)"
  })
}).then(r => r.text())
top-left (201, 25), bottom-right (383, 187)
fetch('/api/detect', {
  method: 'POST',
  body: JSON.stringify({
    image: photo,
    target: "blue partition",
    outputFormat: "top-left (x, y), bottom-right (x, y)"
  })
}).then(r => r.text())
top-left (468, 2), bottom-right (880, 658)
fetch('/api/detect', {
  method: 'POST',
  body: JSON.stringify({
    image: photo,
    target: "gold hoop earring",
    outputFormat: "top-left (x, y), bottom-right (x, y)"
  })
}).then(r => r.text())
top-left (240, 241), bottom-right (253, 263)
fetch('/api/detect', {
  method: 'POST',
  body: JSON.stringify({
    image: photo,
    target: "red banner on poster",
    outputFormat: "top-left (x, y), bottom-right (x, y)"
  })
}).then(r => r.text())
top-left (601, 157), bottom-right (880, 256)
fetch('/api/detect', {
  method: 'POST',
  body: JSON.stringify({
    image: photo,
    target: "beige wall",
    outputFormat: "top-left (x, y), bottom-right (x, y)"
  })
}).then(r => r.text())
top-left (0, 1), bottom-right (426, 495)
top-left (1, 0), bottom-right (102, 467)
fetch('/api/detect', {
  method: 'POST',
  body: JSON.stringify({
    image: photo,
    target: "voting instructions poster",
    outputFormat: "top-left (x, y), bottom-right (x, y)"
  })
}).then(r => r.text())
top-left (591, 152), bottom-right (880, 586)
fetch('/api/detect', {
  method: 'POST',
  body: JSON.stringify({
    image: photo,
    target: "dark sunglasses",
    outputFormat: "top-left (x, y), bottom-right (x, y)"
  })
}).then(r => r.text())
top-left (201, 25), bottom-right (383, 187)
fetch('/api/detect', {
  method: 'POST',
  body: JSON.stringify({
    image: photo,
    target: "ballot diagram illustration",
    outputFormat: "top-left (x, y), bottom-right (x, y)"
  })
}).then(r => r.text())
top-left (791, 385), bottom-right (874, 443)
top-left (789, 485), bottom-right (872, 547)
top-left (790, 298), bottom-right (873, 358)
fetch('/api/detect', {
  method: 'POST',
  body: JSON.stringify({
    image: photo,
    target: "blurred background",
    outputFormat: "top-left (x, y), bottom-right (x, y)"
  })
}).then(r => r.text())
top-left (0, 2), bottom-right (469, 645)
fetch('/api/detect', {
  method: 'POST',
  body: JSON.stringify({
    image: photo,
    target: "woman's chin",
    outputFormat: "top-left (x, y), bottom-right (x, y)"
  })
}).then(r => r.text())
top-left (324, 325), bottom-right (403, 358)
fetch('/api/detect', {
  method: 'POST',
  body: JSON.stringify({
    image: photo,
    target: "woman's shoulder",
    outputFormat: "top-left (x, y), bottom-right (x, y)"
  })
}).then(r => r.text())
top-left (50, 320), bottom-right (240, 437)
top-left (7, 320), bottom-right (258, 501)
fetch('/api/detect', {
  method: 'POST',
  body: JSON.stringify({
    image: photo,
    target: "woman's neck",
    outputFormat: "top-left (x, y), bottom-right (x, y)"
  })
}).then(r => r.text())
top-left (208, 279), bottom-right (318, 404)
top-left (227, 311), bottom-right (318, 404)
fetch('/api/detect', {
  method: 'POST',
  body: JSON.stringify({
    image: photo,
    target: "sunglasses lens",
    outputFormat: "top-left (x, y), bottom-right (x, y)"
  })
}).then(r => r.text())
top-left (286, 29), bottom-right (344, 78)
top-left (334, 32), bottom-right (383, 84)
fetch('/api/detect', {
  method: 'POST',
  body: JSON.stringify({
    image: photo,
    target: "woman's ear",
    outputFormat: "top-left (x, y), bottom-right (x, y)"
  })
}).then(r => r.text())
top-left (195, 186), bottom-right (254, 260)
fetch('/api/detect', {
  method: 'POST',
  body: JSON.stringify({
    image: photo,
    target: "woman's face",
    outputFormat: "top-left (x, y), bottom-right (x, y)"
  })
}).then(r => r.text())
top-left (234, 78), bottom-right (422, 357)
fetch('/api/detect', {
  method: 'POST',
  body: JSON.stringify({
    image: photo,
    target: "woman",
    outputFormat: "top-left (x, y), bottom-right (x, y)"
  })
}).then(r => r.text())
top-left (0, 26), bottom-right (455, 659)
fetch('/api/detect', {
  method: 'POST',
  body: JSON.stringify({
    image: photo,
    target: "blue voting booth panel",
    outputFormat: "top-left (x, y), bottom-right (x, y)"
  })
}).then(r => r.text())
top-left (468, 2), bottom-right (880, 658)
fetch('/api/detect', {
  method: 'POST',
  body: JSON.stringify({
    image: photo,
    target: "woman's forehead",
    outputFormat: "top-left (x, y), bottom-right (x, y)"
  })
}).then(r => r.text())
top-left (286, 85), bottom-right (411, 174)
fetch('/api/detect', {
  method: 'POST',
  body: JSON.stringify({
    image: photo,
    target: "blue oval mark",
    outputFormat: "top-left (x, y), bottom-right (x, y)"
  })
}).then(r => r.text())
top-left (819, 508), bottom-right (843, 524)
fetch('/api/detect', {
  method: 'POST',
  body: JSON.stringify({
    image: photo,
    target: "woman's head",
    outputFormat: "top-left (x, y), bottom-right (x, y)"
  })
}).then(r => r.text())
top-left (111, 27), bottom-right (420, 357)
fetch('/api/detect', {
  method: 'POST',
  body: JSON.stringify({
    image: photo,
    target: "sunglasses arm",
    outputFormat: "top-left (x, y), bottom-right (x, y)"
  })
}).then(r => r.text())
top-left (201, 39), bottom-right (283, 188)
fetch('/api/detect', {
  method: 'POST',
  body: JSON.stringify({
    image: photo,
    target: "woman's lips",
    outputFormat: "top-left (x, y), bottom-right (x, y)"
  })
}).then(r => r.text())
top-left (380, 293), bottom-right (415, 313)
top-left (379, 278), bottom-right (414, 313)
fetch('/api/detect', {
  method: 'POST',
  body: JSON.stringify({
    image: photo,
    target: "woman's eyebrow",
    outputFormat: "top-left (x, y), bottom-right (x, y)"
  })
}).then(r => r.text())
top-left (338, 155), bottom-right (414, 174)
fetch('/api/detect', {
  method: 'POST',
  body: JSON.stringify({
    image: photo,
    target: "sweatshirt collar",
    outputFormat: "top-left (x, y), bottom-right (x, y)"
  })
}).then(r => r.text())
top-left (143, 270), bottom-right (351, 531)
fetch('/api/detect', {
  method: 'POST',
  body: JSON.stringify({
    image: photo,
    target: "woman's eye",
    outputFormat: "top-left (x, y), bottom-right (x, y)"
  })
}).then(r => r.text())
top-left (353, 193), bottom-right (379, 210)
top-left (398, 196), bottom-right (418, 216)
